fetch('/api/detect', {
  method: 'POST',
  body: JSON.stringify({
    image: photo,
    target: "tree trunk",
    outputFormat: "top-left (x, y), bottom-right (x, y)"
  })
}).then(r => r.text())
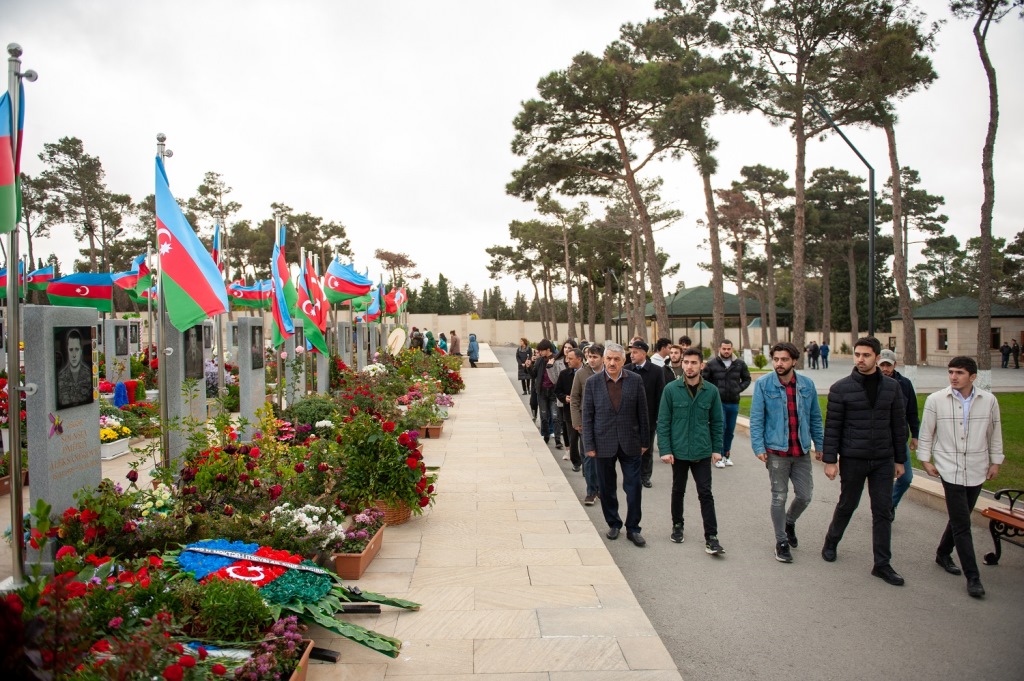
top-left (588, 271), bottom-right (598, 341)
top-left (792, 114), bottom-right (809, 366)
top-left (560, 222), bottom-right (576, 339)
top-left (632, 231), bottom-right (646, 340)
top-left (973, 11), bottom-right (999, 375)
top-left (846, 247), bottom-right (859, 348)
top-left (735, 240), bottom-right (749, 351)
top-left (603, 274), bottom-right (613, 343)
top-left (821, 259), bottom-right (832, 349)
top-left (883, 120), bottom-right (915, 365)
top-left (544, 266), bottom-right (558, 341)
top-left (530, 280), bottom-right (546, 340)
top-left (763, 218), bottom-right (779, 343)
top-left (702, 170), bottom-right (726, 349)
top-left (613, 127), bottom-right (669, 336)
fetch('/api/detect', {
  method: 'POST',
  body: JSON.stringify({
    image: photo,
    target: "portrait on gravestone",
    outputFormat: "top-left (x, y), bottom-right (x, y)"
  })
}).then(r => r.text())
top-left (54, 326), bottom-right (95, 411)
top-left (0, 320), bottom-right (4, 350)
top-left (230, 325), bottom-right (238, 347)
top-left (115, 325), bottom-right (129, 356)
top-left (184, 324), bottom-right (204, 379)
top-left (129, 323), bottom-right (139, 345)
top-left (251, 326), bottom-right (264, 370)
top-left (96, 323), bottom-right (103, 346)
top-left (295, 327), bottom-right (304, 351)
top-left (203, 324), bottom-right (212, 349)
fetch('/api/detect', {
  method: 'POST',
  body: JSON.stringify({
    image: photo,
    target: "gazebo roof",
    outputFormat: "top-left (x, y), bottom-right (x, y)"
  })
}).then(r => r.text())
top-left (643, 286), bottom-right (790, 319)
top-left (893, 296), bottom-right (1024, 320)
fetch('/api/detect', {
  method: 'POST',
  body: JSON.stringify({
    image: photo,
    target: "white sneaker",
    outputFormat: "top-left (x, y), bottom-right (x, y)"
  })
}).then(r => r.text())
top-left (714, 459), bottom-right (726, 469)
top-left (562, 454), bottom-right (570, 461)
top-left (724, 458), bottom-right (734, 466)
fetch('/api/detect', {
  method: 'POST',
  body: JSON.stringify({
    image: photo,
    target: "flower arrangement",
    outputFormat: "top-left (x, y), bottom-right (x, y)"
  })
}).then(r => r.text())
top-left (434, 393), bottom-right (455, 408)
top-left (99, 415), bottom-right (132, 444)
top-left (268, 503), bottom-right (347, 553)
top-left (362, 362), bottom-right (388, 377)
top-left (233, 616), bottom-right (309, 681)
top-left (331, 507), bottom-right (385, 554)
top-left (98, 380), bottom-right (115, 394)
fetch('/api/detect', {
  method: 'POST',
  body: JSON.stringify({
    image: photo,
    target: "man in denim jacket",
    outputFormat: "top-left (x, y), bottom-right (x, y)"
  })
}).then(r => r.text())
top-left (749, 342), bottom-right (824, 563)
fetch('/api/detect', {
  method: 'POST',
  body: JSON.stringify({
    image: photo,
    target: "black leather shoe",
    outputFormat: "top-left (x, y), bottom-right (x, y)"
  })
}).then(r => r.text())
top-left (821, 539), bottom-right (837, 562)
top-left (642, 479), bottom-right (652, 488)
top-left (626, 532), bottom-right (646, 547)
top-left (871, 565), bottom-right (905, 586)
top-left (606, 527), bottom-right (620, 540)
top-left (785, 522), bottom-right (798, 548)
top-left (967, 577), bottom-right (985, 598)
top-left (936, 553), bottom-right (962, 576)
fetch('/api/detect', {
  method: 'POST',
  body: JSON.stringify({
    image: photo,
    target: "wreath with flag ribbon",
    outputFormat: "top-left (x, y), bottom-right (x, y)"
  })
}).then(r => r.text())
top-left (170, 539), bottom-right (419, 657)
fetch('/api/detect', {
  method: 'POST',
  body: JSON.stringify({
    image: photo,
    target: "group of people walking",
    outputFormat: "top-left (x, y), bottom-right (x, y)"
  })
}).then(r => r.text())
top-left (519, 333), bottom-right (1004, 599)
top-left (999, 339), bottom-right (1020, 369)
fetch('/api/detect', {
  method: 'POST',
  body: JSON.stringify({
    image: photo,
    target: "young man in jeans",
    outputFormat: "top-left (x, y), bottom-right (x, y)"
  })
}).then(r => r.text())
top-left (749, 343), bottom-right (824, 563)
top-left (657, 348), bottom-right (725, 555)
top-left (702, 339), bottom-right (751, 467)
top-left (571, 344), bottom-right (605, 506)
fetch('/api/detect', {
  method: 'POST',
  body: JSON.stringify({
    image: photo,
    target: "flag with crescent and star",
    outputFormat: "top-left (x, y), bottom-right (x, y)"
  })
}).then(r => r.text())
top-left (270, 228), bottom-right (296, 347)
top-left (0, 260), bottom-right (24, 298)
top-left (45, 272), bottom-right (114, 312)
top-left (323, 259), bottom-right (372, 304)
top-left (0, 83), bottom-right (25, 234)
top-left (155, 156), bottom-right (229, 331)
top-left (384, 286), bottom-right (407, 317)
top-left (297, 256), bottom-right (329, 354)
top-left (228, 279), bottom-right (272, 309)
top-left (26, 265), bottom-right (55, 291)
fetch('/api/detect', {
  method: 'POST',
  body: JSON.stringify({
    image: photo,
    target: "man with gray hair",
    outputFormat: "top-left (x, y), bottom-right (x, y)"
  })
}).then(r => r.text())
top-left (583, 342), bottom-right (650, 547)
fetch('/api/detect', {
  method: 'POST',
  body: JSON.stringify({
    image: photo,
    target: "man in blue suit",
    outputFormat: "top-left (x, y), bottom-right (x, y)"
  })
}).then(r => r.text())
top-left (583, 342), bottom-right (651, 547)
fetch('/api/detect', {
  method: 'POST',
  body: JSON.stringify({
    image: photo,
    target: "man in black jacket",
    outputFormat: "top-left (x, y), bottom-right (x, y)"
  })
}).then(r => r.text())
top-left (702, 340), bottom-right (752, 467)
top-left (821, 337), bottom-right (908, 586)
top-left (625, 339), bottom-right (666, 488)
top-left (556, 348), bottom-right (584, 471)
top-left (878, 349), bottom-right (920, 518)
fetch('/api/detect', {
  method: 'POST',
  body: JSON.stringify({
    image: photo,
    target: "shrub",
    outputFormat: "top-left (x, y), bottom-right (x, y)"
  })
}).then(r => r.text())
top-left (753, 353), bottom-right (768, 369)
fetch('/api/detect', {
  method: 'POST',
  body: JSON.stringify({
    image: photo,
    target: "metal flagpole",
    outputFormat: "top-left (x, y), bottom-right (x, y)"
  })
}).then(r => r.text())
top-left (274, 213), bottom-right (284, 411)
top-left (146, 243), bottom-right (153, 360)
top-left (3, 42), bottom-right (37, 591)
top-left (156, 134), bottom-right (173, 468)
top-left (214, 213), bottom-right (225, 412)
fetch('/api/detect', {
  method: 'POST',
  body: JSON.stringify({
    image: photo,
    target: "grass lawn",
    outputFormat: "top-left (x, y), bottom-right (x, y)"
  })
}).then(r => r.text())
top-left (738, 392), bottom-right (1024, 493)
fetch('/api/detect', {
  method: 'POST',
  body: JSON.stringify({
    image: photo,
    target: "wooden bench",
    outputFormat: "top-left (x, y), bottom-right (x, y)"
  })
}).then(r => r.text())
top-left (980, 489), bottom-right (1024, 566)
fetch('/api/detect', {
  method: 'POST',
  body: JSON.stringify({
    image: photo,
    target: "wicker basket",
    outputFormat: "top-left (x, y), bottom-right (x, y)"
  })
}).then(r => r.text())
top-left (374, 500), bottom-right (412, 526)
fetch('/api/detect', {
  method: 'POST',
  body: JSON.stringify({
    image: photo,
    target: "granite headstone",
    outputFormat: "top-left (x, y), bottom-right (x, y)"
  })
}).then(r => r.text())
top-left (164, 313), bottom-right (208, 465)
top-left (103, 319), bottom-right (131, 385)
top-left (237, 317), bottom-right (266, 442)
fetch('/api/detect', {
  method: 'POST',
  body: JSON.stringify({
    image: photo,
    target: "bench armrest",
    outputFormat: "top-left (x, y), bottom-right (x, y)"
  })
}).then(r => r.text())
top-left (992, 489), bottom-right (1024, 512)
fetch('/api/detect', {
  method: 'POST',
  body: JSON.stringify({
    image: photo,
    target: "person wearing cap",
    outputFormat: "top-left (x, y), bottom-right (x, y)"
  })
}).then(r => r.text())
top-left (625, 338), bottom-right (666, 488)
top-left (878, 348), bottom-right (921, 517)
top-left (702, 339), bottom-right (752, 468)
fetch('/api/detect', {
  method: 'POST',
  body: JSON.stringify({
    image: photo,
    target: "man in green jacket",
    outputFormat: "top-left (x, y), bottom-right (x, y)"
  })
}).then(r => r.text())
top-left (657, 348), bottom-right (725, 554)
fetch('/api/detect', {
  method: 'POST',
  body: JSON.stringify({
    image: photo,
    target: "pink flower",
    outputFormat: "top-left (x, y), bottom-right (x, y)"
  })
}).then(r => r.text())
top-left (108, 617), bottom-right (123, 629)
top-left (280, 351), bottom-right (288, 359)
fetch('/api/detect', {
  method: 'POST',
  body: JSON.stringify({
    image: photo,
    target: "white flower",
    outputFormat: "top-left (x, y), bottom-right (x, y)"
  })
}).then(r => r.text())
top-left (314, 420), bottom-right (334, 429)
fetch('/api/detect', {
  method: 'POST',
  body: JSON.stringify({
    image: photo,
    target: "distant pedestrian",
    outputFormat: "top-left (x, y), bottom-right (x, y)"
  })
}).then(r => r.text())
top-left (658, 348), bottom-right (725, 555)
top-left (650, 338), bottom-right (671, 368)
top-left (821, 337), bottom-right (908, 587)
top-left (1012, 340), bottom-right (1020, 369)
top-left (583, 342), bottom-right (650, 547)
top-left (918, 356), bottom-right (1003, 598)
top-left (531, 339), bottom-right (561, 448)
top-left (449, 330), bottom-right (461, 356)
top-left (438, 333), bottom-right (448, 353)
top-left (424, 330), bottom-right (437, 354)
top-left (749, 342), bottom-right (823, 563)
top-left (516, 338), bottom-right (532, 394)
top-left (808, 341), bottom-right (820, 369)
top-left (878, 349), bottom-right (920, 518)
top-left (702, 340), bottom-right (751, 468)
top-left (557, 347), bottom-right (584, 471)
top-left (467, 333), bottom-right (479, 368)
top-left (820, 341), bottom-right (830, 369)
top-left (1000, 342), bottom-right (1011, 369)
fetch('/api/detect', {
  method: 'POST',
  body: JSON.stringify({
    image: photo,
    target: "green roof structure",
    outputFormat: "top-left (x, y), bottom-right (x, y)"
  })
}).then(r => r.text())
top-left (637, 286), bottom-right (791, 322)
top-left (894, 297), bottom-right (1024, 320)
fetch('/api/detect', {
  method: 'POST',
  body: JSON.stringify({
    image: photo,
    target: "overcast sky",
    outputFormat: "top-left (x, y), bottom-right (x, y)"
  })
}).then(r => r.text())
top-left (6, 0), bottom-right (1023, 301)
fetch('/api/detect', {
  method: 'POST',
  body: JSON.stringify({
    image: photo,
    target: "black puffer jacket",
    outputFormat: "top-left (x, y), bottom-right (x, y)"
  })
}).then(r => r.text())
top-left (701, 356), bottom-right (751, 404)
top-left (822, 369), bottom-right (908, 464)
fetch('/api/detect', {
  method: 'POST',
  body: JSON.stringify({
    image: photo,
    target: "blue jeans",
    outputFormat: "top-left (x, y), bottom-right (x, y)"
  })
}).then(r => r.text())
top-left (767, 454), bottom-right (813, 544)
top-left (582, 449), bottom-right (600, 496)
top-left (891, 444), bottom-right (913, 510)
top-left (537, 390), bottom-right (561, 444)
top-left (721, 402), bottom-right (740, 457)
top-left (596, 449), bottom-right (643, 534)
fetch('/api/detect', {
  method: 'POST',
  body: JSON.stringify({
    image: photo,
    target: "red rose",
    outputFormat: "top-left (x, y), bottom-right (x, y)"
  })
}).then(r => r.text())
top-left (406, 457), bottom-right (419, 470)
top-left (79, 509), bottom-right (99, 524)
top-left (90, 639), bottom-right (111, 654)
top-left (269, 484), bottom-right (283, 501)
top-left (252, 479), bottom-right (261, 488)
top-left (249, 447), bottom-right (261, 458)
top-left (211, 663), bottom-right (227, 676)
top-left (382, 421), bottom-right (395, 432)
top-left (178, 655), bottom-right (196, 668)
top-left (122, 521), bottom-right (137, 533)
top-left (5, 593), bottom-right (23, 616)
top-left (126, 470), bottom-right (139, 483)
top-left (197, 647), bottom-right (208, 661)
top-left (162, 664), bottom-right (184, 681)
top-left (55, 546), bottom-right (78, 560)
top-left (398, 433), bottom-right (411, 446)
top-left (238, 473), bottom-right (250, 483)
top-left (294, 462), bottom-right (305, 473)
top-left (317, 462), bottom-right (329, 472)
top-left (149, 555), bottom-right (164, 568)
top-left (418, 496), bottom-right (431, 507)
top-left (427, 484), bottom-right (435, 494)
top-left (223, 505), bottom-right (234, 517)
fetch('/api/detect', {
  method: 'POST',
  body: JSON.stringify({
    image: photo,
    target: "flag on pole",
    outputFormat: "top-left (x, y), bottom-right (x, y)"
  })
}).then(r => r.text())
top-left (0, 261), bottom-right (25, 298)
top-left (134, 256), bottom-right (153, 300)
top-left (0, 83), bottom-right (25, 234)
top-left (112, 254), bottom-right (147, 292)
top-left (297, 257), bottom-right (329, 354)
top-left (323, 259), bottom-right (373, 303)
top-left (46, 272), bottom-right (114, 312)
top-left (211, 222), bottom-right (224, 273)
top-left (228, 279), bottom-right (272, 309)
top-left (384, 286), bottom-right (407, 317)
top-left (364, 285), bottom-right (382, 322)
top-left (155, 156), bottom-right (229, 331)
top-left (26, 265), bottom-right (55, 290)
top-left (270, 239), bottom-right (296, 347)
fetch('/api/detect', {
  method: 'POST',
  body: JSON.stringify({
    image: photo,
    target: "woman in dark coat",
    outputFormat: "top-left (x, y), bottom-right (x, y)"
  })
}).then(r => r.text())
top-left (516, 338), bottom-right (533, 395)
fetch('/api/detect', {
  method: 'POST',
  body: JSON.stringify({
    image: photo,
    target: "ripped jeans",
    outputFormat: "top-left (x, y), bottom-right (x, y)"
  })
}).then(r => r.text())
top-left (767, 453), bottom-right (813, 545)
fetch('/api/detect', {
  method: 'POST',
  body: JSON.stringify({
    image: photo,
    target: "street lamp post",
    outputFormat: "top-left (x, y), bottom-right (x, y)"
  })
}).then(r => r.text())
top-left (805, 92), bottom-right (877, 337)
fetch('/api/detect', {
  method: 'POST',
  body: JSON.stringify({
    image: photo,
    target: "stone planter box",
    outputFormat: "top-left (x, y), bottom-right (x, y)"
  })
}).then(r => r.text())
top-left (145, 389), bottom-right (159, 402)
top-left (423, 423), bottom-right (443, 439)
top-left (0, 475), bottom-right (9, 496)
top-left (289, 640), bottom-right (314, 681)
top-left (100, 438), bottom-right (131, 460)
top-left (330, 526), bottom-right (384, 580)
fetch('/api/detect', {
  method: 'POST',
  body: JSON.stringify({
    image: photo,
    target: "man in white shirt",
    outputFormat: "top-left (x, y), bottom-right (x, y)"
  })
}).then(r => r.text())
top-left (917, 356), bottom-right (1003, 598)
top-left (650, 338), bottom-right (671, 367)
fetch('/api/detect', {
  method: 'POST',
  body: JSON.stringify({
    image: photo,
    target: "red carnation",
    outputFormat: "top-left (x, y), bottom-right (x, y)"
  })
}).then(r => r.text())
top-left (197, 647), bottom-right (208, 661)
top-left (223, 505), bottom-right (234, 517)
top-left (406, 457), bottom-right (419, 469)
top-left (238, 473), bottom-right (250, 483)
top-left (318, 462), bottom-right (329, 472)
top-left (5, 593), bottom-right (23, 616)
top-left (418, 496), bottom-right (431, 507)
top-left (294, 462), bottom-right (306, 473)
top-left (90, 639), bottom-right (111, 654)
top-left (252, 479), bottom-right (261, 488)
top-left (178, 655), bottom-right (196, 668)
top-left (162, 664), bottom-right (184, 681)
top-left (382, 421), bottom-right (396, 432)
top-left (269, 484), bottom-right (283, 501)
top-left (211, 663), bottom-right (227, 676)
top-left (249, 447), bottom-right (261, 458)
top-left (55, 546), bottom-right (78, 560)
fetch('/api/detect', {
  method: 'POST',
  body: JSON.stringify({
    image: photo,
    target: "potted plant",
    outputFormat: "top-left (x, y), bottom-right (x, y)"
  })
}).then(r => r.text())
top-left (99, 415), bottom-right (133, 460)
top-left (327, 507), bottom-right (386, 579)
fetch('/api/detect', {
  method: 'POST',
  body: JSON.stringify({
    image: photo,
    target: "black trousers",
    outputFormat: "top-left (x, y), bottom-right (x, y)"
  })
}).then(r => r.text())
top-left (938, 480), bottom-right (984, 580)
top-left (561, 404), bottom-right (581, 467)
top-left (640, 418), bottom-right (656, 483)
top-left (596, 448), bottom-right (643, 534)
top-left (670, 457), bottom-right (718, 539)
top-left (825, 457), bottom-right (895, 568)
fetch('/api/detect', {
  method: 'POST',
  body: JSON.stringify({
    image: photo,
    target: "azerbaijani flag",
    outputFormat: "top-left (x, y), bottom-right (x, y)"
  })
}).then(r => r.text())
top-left (113, 254), bottom-right (147, 292)
top-left (155, 156), bottom-right (229, 331)
top-left (46, 272), bottom-right (114, 312)
top-left (0, 261), bottom-right (24, 298)
top-left (211, 222), bottom-right (224, 273)
top-left (364, 285), bottom-right (382, 322)
top-left (26, 265), bottom-right (55, 290)
top-left (270, 238), bottom-right (296, 347)
top-left (0, 83), bottom-right (25, 234)
top-left (324, 259), bottom-right (372, 303)
top-left (297, 257), bottom-right (329, 354)
top-left (134, 257), bottom-right (153, 300)
top-left (228, 279), bottom-right (272, 309)
top-left (384, 287), bottom-right (407, 317)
